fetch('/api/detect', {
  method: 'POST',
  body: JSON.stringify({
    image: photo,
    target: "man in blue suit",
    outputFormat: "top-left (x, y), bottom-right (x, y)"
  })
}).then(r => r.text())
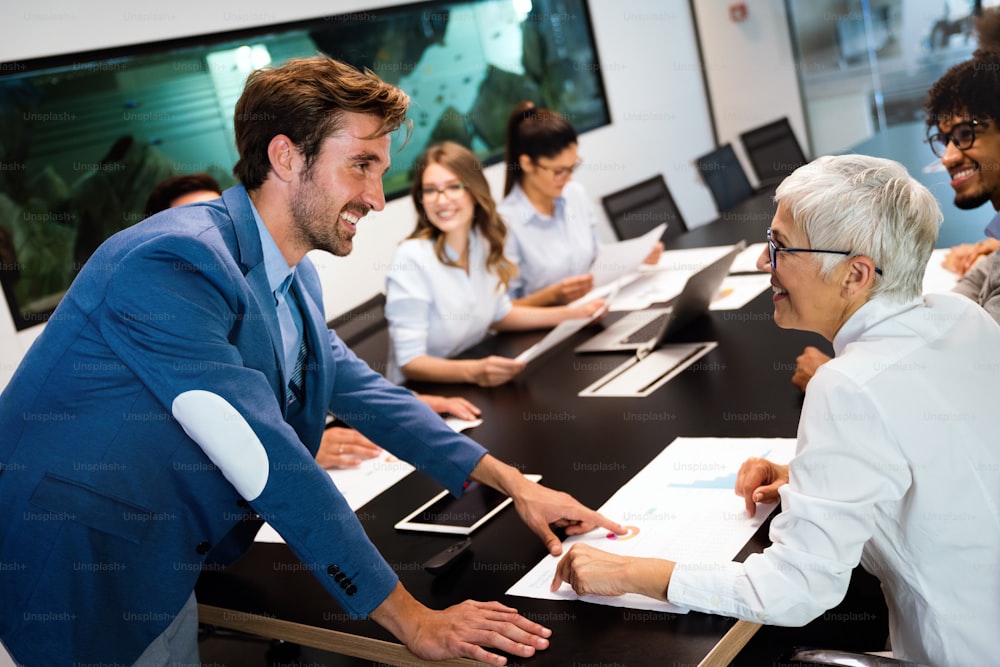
top-left (0, 56), bottom-right (624, 666)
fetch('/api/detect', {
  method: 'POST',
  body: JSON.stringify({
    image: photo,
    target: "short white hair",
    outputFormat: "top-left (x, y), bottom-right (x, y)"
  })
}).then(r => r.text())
top-left (775, 154), bottom-right (941, 301)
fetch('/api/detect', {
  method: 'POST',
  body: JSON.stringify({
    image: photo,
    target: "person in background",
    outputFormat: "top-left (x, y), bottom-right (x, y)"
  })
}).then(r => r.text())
top-left (792, 48), bottom-right (1000, 390)
top-left (942, 236), bottom-right (999, 275)
top-left (385, 141), bottom-right (605, 386)
top-left (143, 172), bottom-right (223, 218)
top-left (146, 173), bottom-right (484, 468)
top-left (498, 101), bottom-right (661, 307)
top-left (941, 6), bottom-right (1000, 274)
top-left (0, 56), bottom-right (627, 667)
top-left (551, 155), bottom-right (1000, 666)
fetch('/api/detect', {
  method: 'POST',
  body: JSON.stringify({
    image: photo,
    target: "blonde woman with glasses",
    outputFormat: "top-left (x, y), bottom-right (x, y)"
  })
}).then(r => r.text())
top-left (385, 141), bottom-right (604, 386)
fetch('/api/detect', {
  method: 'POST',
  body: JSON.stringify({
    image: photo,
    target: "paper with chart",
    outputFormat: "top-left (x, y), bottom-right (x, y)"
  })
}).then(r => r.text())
top-left (506, 437), bottom-right (797, 612)
top-left (255, 415), bottom-right (482, 543)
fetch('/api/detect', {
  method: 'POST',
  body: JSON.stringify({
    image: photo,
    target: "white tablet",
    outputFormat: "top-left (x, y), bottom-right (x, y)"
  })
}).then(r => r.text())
top-left (394, 475), bottom-right (542, 535)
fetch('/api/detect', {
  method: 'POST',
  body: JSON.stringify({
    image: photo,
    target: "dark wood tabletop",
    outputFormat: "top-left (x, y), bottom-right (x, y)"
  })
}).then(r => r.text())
top-left (196, 191), bottom-right (888, 666)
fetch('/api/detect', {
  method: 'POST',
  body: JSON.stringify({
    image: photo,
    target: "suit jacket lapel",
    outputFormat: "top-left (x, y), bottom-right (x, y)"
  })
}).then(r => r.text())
top-left (287, 273), bottom-right (331, 451)
top-left (221, 186), bottom-right (288, 397)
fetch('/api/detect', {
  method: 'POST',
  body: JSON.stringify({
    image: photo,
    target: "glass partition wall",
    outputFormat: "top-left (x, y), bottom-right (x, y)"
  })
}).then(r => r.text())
top-left (786, 0), bottom-right (998, 155)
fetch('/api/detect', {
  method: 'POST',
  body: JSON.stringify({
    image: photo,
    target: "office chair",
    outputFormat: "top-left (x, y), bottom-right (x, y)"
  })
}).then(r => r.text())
top-left (739, 116), bottom-right (808, 186)
top-left (326, 292), bottom-right (389, 374)
top-left (695, 143), bottom-right (756, 213)
top-left (600, 174), bottom-right (686, 243)
top-left (788, 647), bottom-right (928, 667)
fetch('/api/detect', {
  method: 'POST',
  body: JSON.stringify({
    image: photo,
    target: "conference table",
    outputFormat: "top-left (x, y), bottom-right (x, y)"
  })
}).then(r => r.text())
top-left (195, 189), bottom-right (897, 666)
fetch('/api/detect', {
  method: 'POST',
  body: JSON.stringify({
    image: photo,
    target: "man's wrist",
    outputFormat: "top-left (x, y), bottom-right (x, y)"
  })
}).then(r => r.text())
top-left (368, 582), bottom-right (423, 646)
top-left (469, 454), bottom-right (523, 497)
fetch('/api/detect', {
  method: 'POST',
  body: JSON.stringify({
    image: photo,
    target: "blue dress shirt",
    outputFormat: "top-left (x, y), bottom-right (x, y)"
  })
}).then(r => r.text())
top-left (250, 204), bottom-right (303, 401)
top-left (498, 181), bottom-right (600, 299)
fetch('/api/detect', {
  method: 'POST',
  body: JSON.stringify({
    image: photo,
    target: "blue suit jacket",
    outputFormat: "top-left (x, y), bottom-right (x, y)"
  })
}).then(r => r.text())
top-left (0, 186), bottom-right (486, 665)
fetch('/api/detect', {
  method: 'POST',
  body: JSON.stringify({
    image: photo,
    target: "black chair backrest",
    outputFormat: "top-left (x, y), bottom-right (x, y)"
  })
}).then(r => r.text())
top-left (326, 293), bottom-right (389, 375)
top-left (695, 143), bottom-right (755, 213)
top-left (601, 174), bottom-right (686, 243)
top-left (739, 117), bottom-right (808, 185)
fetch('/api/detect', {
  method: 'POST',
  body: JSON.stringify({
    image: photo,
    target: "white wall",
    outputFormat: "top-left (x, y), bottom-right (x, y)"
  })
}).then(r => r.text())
top-left (0, 0), bottom-right (719, 388)
top-left (692, 0), bottom-right (808, 181)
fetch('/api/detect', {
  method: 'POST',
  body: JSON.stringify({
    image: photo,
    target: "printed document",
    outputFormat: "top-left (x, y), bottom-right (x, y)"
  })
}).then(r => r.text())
top-left (507, 437), bottom-right (796, 612)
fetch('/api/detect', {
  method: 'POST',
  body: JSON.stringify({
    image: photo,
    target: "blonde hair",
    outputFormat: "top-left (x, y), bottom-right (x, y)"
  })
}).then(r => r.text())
top-left (409, 142), bottom-right (518, 290)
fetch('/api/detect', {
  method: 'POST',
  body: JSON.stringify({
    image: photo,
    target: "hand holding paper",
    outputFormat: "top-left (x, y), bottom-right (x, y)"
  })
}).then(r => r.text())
top-left (590, 224), bottom-right (666, 287)
top-left (516, 296), bottom-right (613, 364)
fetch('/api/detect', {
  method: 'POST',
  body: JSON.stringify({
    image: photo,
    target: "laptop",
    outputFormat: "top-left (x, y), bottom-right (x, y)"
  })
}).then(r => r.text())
top-left (574, 241), bottom-right (746, 356)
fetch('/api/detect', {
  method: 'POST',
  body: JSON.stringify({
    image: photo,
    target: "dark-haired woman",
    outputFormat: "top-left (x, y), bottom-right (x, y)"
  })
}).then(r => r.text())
top-left (499, 101), bottom-right (661, 307)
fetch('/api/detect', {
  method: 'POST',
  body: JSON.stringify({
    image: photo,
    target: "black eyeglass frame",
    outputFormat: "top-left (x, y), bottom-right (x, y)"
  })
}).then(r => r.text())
top-left (766, 229), bottom-right (883, 276)
top-left (532, 158), bottom-right (583, 179)
top-left (419, 183), bottom-right (468, 201)
top-left (926, 119), bottom-right (983, 158)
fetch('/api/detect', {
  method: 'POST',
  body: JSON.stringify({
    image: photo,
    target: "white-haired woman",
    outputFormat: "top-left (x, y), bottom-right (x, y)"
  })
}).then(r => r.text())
top-left (551, 155), bottom-right (1000, 667)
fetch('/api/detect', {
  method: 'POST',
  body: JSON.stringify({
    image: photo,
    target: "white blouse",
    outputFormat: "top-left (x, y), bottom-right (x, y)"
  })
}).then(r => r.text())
top-left (498, 181), bottom-right (600, 299)
top-left (668, 293), bottom-right (1000, 667)
top-left (385, 229), bottom-right (513, 383)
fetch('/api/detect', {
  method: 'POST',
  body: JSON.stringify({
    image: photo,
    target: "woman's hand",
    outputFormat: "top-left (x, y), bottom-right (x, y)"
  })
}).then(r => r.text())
top-left (553, 274), bottom-right (594, 304)
top-left (734, 457), bottom-right (789, 517)
top-left (642, 242), bottom-right (664, 266)
top-left (552, 543), bottom-right (675, 602)
top-left (315, 426), bottom-right (381, 468)
top-left (416, 393), bottom-right (481, 420)
top-left (471, 356), bottom-right (526, 386)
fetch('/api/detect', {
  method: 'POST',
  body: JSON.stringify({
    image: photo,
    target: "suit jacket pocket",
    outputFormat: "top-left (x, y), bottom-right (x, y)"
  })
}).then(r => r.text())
top-left (29, 473), bottom-right (153, 544)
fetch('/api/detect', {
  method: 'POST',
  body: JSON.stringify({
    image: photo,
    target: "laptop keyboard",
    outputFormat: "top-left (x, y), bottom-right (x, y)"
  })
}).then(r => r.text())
top-left (620, 313), bottom-right (669, 344)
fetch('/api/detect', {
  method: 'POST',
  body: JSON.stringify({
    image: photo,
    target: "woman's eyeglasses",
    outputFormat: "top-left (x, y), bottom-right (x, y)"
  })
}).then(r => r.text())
top-left (766, 228), bottom-right (883, 275)
top-left (533, 159), bottom-right (582, 179)
top-left (420, 183), bottom-right (467, 201)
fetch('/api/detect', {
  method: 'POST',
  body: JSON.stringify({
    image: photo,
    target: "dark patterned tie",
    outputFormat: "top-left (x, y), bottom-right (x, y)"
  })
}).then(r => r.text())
top-left (288, 332), bottom-right (307, 405)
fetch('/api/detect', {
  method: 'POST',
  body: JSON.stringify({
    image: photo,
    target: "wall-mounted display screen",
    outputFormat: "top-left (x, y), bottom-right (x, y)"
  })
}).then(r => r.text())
top-left (0, 0), bottom-right (609, 331)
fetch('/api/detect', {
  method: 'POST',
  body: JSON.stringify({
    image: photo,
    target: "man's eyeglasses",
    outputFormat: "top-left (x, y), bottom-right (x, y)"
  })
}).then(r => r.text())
top-left (927, 120), bottom-right (982, 158)
top-left (420, 183), bottom-right (467, 201)
top-left (534, 159), bottom-right (582, 179)
top-left (766, 229), bottom-right (883, 275)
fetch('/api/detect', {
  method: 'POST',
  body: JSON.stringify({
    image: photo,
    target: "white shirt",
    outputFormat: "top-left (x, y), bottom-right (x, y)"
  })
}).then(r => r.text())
top-left (668, 293), bottom-right (1000, 667)
top-left (384, 230), bottom-right (513, 384)
top-left (498, 181), bottom-right (600, 299)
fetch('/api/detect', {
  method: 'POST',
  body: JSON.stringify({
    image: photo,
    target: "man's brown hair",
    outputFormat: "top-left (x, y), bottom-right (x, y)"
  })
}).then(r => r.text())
top-left (232, 56), bottom-right (410, 190)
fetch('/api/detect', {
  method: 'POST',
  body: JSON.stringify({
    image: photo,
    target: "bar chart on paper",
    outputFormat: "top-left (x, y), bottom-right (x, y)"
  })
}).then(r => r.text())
top-left (506, 437), bottom-right (797, 612)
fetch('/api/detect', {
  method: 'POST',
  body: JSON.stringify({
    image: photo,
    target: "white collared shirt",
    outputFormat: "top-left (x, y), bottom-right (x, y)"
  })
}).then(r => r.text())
top-left (498, 181), bottom-right (600, 299)
top-left (384, 230), bottom-right (513, 384)
top-left (668, 293), bottom-right (1000, 666)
